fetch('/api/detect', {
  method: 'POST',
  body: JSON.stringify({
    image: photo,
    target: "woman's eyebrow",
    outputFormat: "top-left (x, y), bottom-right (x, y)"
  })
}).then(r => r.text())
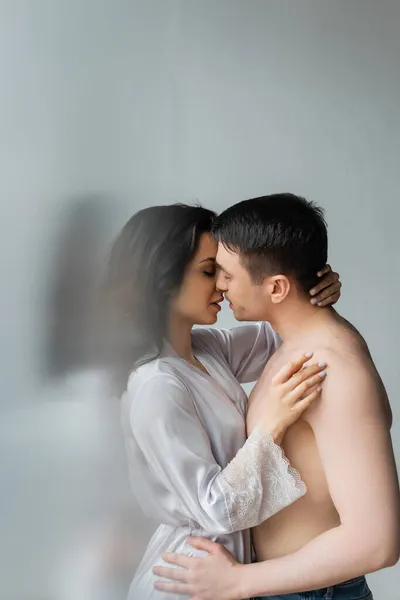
top-left (199, 257), bottom-right (216, 263)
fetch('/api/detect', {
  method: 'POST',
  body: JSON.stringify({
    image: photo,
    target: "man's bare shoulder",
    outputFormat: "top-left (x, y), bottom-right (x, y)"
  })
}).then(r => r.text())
top-left (310, 313), bottom-right (375, 375)
top-left (305, 317), bottom-right (391, 426)
top-left (313, 313), bottom-right (369, 360)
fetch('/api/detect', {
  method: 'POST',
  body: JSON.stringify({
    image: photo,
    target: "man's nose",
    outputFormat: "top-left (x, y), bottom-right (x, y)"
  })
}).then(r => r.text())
top-left (216, 272), bottom-right (227, 291)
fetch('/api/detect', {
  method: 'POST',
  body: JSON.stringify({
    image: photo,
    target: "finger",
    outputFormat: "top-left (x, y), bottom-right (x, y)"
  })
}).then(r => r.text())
top-left (285, 361), bottom-right (327, 392)
top-left (313, 280), bottom-right (341, 304)
top-left (292, 388), bottom-right (322, 414)
top-left (187, 536), bottom-right (220, 554)
top-left (302, 382), bottom-right (321, 397)
top-left (309, 271), bottom-right (338, 298)
top-left (272, 352), bottom-right (314, 384)
top-left (288, 371), bottom-right (327, 402)
top-left (317, 264), bottom-right (331, 277)
top-left (312, 285), bottom-right (338, 304)
top-left (161, 552), bottom-right (194, 568)
top-left (317, 291), bottom-right (341, 307)
top-left (154, 581), bottom-right (189, 594)
top-left (153, 565), bottom-right (189, 582)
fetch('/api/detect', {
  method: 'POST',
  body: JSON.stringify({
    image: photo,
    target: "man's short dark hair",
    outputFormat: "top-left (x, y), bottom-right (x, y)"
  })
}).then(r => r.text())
top-left (213, 193), bottom-right (328, 294)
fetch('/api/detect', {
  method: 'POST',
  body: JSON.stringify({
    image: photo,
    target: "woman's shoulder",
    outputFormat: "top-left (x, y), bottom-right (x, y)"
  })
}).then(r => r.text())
top-left (127, 357), bottom-right (189, 395)
top-left (191, 326), bottom-right (224, 352)
top-left (122, 359), bottom-right (194, 426)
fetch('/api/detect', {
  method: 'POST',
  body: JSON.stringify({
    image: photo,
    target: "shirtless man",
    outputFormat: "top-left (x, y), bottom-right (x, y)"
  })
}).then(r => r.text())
top-left (153, 194), bottom-right (400, 600)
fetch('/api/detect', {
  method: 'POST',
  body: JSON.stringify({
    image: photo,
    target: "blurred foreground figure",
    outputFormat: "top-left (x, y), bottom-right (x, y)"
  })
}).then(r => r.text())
top-left (45, 195), bottom-right (110, 377)
top-left (0, 197), bottom-right (155, 600)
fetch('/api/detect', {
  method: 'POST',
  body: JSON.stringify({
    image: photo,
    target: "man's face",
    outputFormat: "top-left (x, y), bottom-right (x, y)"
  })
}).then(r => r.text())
top-left (216, 243), bottom-right (270, 321)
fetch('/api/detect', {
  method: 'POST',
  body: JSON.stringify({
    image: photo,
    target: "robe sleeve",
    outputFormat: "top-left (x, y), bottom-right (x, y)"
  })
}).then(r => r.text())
top-left (196, 322), bottom-right (281, 383)
top-left (129, 372), bottom-right (305, 536)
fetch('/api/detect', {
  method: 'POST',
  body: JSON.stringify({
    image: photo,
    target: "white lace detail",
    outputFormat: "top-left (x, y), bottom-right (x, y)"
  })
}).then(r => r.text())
top-left (220, 424), bottom-right (306, 532)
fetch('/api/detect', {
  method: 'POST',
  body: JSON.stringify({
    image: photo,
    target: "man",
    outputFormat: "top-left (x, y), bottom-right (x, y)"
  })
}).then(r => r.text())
top-left (153, 194), bottom-right (400, 600)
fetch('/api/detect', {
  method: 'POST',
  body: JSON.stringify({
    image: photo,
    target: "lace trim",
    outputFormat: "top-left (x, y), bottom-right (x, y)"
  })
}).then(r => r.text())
top-left (220, 424), bottom-right (306, 532)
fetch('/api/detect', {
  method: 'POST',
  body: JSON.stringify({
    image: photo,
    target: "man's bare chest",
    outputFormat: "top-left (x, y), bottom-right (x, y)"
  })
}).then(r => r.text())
top-left (246, 348), bottom-right (294, 433)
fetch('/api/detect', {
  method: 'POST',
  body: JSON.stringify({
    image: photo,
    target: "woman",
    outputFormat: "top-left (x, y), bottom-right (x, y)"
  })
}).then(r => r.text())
top-left (105, 203), bottom-right (340, 600)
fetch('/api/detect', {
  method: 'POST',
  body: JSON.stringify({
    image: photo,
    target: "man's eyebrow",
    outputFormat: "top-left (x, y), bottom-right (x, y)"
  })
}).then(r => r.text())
top-left (216, 261), bottom-right (231, 275)
top-left (199, 257), bottom-right (216, 263)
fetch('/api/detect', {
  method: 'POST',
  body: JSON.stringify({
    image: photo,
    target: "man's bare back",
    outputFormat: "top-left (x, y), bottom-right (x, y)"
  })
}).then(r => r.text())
top-left (247, 308), bottom-right (391, 562)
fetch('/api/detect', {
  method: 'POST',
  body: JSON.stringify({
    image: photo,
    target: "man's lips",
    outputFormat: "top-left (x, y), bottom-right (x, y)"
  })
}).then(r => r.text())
top-left (225, 298), bottom-right (233, 309)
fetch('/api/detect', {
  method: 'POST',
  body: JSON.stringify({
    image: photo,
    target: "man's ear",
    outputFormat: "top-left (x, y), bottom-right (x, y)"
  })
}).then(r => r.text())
top-left (263, 275), bottom-right (291, 304)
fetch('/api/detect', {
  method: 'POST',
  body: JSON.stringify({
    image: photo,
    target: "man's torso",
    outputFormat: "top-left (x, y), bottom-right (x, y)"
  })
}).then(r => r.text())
top-left (246, 312), bottom-right (388, 562)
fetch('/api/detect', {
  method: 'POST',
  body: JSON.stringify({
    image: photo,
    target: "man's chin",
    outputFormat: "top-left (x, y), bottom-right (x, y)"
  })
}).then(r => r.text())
top-left (232, 310), bottom-right (246, 321)
top-left (231, 307), bottom-right (256, 322)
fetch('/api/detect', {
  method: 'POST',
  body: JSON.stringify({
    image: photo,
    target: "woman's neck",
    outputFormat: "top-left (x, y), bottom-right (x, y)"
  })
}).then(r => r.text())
top-left (167, 313), bottom-right (195, 362)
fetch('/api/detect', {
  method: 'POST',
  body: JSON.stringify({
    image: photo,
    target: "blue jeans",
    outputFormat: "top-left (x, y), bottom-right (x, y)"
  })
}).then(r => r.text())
top-left (257, 575), bottom-right (373, 600)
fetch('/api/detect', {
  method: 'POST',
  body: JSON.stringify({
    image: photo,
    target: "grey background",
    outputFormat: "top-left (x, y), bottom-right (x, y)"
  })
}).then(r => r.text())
top-left (0, 0), bottom-right (399, 598)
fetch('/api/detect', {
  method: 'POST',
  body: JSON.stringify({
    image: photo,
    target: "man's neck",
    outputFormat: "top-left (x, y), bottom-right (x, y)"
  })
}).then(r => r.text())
top-left (267, 298), bottom-right (333, 343)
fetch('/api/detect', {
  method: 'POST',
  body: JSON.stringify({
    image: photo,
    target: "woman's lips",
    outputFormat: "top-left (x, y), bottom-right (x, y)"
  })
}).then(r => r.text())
top-left (210, 303), bottom-right (221, 311)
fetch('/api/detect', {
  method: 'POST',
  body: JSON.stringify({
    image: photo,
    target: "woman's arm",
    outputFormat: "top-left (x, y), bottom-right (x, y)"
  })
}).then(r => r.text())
top-left (153, 354), bottom-right (400, 600)
top-left (129, 356), bottom-right (324, 535)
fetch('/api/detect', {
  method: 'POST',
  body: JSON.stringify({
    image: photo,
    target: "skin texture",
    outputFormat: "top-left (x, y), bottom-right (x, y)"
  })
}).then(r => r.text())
top-left (168, 233), bottom-right (335, 438)
top-left (153, 245), bottom-right (399, 600)
top-left (169, 234), bottom-right (223, 328)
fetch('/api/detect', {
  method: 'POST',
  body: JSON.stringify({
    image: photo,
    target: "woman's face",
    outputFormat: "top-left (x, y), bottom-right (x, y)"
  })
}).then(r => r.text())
top-left (170, 233), bottom-right (224, 325)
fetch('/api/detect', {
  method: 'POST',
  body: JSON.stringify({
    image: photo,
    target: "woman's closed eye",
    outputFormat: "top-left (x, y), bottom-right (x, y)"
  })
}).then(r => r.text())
top-left (203, 270), bottom-right (216, 278)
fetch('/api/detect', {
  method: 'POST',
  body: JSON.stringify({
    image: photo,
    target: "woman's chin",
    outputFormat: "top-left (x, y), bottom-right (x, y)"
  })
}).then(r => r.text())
top-left (197, 313), bottom-right (218, 325)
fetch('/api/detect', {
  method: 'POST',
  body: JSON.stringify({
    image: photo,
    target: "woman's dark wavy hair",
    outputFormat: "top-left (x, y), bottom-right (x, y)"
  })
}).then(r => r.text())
top-left (103, 203), bottom-right (216, 395)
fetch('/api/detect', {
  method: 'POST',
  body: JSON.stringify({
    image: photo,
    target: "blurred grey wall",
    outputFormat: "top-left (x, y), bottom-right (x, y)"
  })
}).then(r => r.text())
top-left (0, 1), bottom-right (399, 598)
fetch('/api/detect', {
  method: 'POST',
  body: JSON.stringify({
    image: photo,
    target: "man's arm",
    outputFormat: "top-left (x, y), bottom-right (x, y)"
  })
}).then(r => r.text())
top-left (237, 353), bottom-right (400, 598)
top-left (153, 353), bottom-right (400, 600)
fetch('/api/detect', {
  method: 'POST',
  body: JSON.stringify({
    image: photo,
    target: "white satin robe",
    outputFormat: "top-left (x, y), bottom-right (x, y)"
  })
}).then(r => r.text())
top-left (121, 322), bottom-right (306, 599)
